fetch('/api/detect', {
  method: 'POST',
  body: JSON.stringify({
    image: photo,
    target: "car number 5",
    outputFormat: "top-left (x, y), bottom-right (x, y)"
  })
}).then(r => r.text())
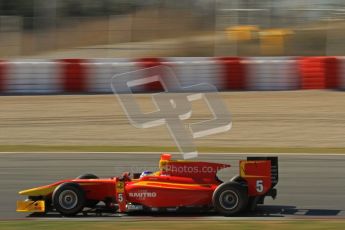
top-left (118, 193), bottom-right (123, 202)
top-left (256, 180), bottom-right (263, 192)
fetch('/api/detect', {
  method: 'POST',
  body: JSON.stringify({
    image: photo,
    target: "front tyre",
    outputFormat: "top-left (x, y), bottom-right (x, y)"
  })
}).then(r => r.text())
top-left (76, 174), bottom-right (99, 179)
top-left (212, 182), bottom-right (248, 216)
top-left (52, 182), bottom-right (85, 216)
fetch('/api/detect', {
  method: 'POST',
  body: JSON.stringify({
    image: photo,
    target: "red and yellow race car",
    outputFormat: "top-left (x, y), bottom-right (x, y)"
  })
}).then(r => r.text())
top-left (16, 154), bottom-right (278, 216)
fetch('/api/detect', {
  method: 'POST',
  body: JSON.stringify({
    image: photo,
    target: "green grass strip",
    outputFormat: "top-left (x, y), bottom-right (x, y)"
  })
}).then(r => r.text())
top-left (0, 220), bottom-right (345, 230)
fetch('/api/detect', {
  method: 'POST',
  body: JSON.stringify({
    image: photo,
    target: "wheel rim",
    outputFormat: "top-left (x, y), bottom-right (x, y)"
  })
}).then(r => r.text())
top-left (219, 190), bottom-right (239, 210)
top-left (58, 190), bottom-right (78, 210)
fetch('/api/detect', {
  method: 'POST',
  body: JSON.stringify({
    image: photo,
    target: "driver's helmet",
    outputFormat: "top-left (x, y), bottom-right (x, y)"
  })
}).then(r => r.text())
top-left (140, 171), bottom-right (152, 178)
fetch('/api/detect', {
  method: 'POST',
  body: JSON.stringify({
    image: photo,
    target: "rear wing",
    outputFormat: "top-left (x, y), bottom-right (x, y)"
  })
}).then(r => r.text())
top-left (240, 156), bottom-right (278, 197)
top-left (247, 156), bottom-right (278, 189)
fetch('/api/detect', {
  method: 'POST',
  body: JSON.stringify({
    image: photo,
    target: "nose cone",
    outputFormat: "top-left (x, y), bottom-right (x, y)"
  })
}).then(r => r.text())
top-left (18, 185), bottom-right (56, 196)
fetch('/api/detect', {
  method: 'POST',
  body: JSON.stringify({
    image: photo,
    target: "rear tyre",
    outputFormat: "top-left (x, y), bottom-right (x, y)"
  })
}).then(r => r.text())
top-left (231, 175), bottom-right (255, 212)
top-left (230, 175), bottom-right (246, 185)
top-left (52, 183), bottom-right (85, 216)
top-left (212, 182), bottom-right (248, 216)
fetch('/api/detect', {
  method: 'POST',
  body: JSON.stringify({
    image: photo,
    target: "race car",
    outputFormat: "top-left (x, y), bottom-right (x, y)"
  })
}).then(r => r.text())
top-left (16, 154), bottom-right (278, 216)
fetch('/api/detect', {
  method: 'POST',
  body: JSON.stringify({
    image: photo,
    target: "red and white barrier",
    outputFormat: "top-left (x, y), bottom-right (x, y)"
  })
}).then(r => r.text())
top-left (59, 59), bottom-right (89, 93)
top-left (246, 57), bottom-right (299, 90)
top-left (216, 57), bottom-right (246, 91)
top-left (166, 57), bottom-right (222, 90)
top-left (0, 56), bottom-right (344, 94)
top-left (337, 57), bottom-right (345, 90)
top-left (87, 58), bottom-right (137, 93)
top-left (6, 60), bottom-right (60, 94)
top-left (0, 61), bottom-right (7, 93)
top-left (298, 57), bottom-right (339, 90)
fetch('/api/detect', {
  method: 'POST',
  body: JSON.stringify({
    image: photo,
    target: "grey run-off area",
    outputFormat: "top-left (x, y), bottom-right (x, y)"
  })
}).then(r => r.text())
top-left (0, 153), bottom-right (344, 219)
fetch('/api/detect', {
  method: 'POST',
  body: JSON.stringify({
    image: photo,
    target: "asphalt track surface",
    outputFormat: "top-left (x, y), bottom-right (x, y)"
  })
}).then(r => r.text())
top-left (1, 152), bottom-right (345, 220)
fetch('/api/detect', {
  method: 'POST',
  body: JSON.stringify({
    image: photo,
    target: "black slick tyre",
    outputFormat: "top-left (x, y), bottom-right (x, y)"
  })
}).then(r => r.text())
top-left (212, 182), bottom-right (248, 216)
top-left (52, 182), bottom-right (85, 216)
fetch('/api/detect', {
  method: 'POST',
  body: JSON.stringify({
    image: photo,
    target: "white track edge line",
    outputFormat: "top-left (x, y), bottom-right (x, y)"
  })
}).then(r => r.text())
top-left (1, 152), bottom-right (345, 156)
